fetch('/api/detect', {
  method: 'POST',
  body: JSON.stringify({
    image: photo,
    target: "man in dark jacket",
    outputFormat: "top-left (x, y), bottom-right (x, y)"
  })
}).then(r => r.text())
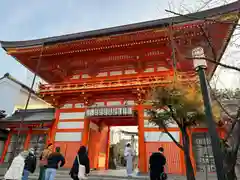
top-left (22, 148), bottom-right (37, 180)
top-left (149, 147), bottom-right (166, 180)
top-left (45, 147), bottom-right (65, 180)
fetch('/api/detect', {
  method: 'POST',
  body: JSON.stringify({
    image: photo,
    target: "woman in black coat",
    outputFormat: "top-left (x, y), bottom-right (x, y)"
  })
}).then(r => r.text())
top-left (70, 146), bottom-right (90, 180)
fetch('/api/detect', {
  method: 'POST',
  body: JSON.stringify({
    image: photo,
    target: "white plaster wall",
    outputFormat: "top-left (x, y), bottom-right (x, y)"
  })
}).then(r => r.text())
top-left (144, 131), bottom-right (180, 142)
top-left (0, 79), bottom-right (21, 115)
top-left (15, 89), bottom-right (51, 110)
top-left (0, 78), bottom-right (51, 116)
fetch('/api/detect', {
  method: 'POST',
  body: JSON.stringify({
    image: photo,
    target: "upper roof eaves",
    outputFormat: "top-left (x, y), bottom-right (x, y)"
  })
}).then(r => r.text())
top-left (1, 1), bottom-right (239, 49)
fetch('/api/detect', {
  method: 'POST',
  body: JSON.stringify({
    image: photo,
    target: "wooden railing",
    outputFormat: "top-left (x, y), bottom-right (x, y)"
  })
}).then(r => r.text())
top-left (38, 71), bottom-right (197, 94)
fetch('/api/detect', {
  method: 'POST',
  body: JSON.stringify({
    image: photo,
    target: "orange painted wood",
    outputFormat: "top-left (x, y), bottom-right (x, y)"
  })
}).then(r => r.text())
top-left (54, 141), bottom-right (81, 168)
top-left (0, 130), bottom-right (12, 163)
top-left (145, 142), bottom-right (182, 174)
top-left (88, 128), bottom-right (101, 169)
top-left (179, 132), bottom-right (185, 175)
top-left (24, 128), bottom-right (32, 150)
top-left (11, 130), bottom-right (49, 134)
top-left (49, 109), bottom-right (60, 143)
top-left (105, 127), bottom-right (110, 169)
top-left (32, 130), bottom-right (49, 134)
top-left (138, 105), bottom-right (147, 173)
top-left (82, 118), bottom-right (90, 146)
top-left (98, 126), bottom-right (108, 154)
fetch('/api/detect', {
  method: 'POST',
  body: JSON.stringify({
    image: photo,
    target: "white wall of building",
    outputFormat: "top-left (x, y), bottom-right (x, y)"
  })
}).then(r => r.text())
top-left (110, 126), bottom-right (138, 155)
top-left (0, 77), bottom-right (51, 116)
top-left (0, 79), bottom-right (20, 115)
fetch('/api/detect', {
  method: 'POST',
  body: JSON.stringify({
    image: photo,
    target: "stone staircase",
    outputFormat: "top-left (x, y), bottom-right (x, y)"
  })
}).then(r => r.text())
top-left (27, 169), bottom-right (149, 180)
top-left (0, 166), bottom-right (219, 180)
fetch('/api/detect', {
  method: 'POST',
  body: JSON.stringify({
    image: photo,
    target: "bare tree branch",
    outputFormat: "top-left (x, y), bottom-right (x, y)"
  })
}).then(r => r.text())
top-left (186, 56), bottom-right (240, 72)
top-left (161, 123), bottom-right (184, 150)
top-left (207, 80), bottom-right (240, 141)
top-left (224, 108), bottom-right (240, 141)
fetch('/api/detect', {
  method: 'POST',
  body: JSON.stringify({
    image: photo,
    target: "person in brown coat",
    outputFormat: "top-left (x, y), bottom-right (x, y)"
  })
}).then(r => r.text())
top-left (38, 143), bottom-right (53, 180)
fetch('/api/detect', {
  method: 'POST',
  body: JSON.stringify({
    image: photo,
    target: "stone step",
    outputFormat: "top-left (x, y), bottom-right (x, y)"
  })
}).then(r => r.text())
top-left (28, 173), bottom-right (148, 180)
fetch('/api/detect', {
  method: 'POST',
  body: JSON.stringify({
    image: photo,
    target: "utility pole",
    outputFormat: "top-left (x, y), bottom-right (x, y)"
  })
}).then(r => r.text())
top-left (192, 47), bottom-right (226, 180)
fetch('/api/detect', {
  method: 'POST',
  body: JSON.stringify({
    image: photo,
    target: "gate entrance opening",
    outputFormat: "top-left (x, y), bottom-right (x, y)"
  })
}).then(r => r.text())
top-left (86, 106), bottom-right (138, 170)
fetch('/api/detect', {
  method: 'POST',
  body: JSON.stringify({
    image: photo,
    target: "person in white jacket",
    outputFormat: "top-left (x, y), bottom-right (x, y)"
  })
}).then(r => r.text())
top-left (124, 143), bottom-right (134, 177)
top-left (4, 151), bottom-right (29, 180)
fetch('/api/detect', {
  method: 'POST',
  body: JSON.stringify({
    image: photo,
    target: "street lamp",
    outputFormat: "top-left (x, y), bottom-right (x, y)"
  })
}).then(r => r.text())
top-left (192, 47), bottom-right (226, 180)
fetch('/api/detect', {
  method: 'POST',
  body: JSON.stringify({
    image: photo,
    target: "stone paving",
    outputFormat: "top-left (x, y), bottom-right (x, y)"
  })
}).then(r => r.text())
top-left (0, 166), bottom-right (220, 180)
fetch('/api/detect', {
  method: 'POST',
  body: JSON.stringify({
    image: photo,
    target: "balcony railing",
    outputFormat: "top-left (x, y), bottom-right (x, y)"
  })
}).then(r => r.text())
top-left (38, 71), bottom-right (197, 94)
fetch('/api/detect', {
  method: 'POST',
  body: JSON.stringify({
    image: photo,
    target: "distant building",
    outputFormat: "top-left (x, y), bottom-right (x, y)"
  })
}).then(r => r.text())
top-left (0, 73), bottom-right (52, 162)
top-left (0, 73), bottom-right (52, 116)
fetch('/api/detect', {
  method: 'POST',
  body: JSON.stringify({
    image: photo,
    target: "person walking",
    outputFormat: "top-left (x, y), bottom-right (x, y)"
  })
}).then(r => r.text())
top-left (38, 143), bottom-right (53, 180)
top-left (4, 151), bottom-right (29, 180)
top-left (124, 143), bottom-right (134, 177)
top-left (45, 147), bottom-right (65, 180)
top-left (70, 146), bottom-right (90, 180)
top-left (149, 147), bottom-right (166, 180)
top-left (22, 148), bottom-right (37, 180)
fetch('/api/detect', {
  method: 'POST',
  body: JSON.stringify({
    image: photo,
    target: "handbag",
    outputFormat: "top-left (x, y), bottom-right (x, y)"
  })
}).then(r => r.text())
top-left (77, 155), bottom-right (87, 179)
top-left (160, 172), bottom-right (168, 180)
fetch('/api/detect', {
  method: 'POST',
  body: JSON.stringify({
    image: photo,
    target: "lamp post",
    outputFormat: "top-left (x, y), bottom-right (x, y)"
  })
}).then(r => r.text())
top-left (192, 47), bottom-right (226, 180)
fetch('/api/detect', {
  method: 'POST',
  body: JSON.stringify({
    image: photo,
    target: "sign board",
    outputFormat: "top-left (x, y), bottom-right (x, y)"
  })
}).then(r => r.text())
top-left (86, 106), bottom-right (133, 117)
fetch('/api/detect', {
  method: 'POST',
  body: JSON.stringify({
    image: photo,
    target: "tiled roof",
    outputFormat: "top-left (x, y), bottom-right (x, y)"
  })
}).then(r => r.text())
top-left (1, 108), bottom-right (55, 122)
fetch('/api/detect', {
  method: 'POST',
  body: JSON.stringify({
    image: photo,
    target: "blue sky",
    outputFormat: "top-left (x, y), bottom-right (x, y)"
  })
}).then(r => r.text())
top-left (0, 0), bottom-right (238, 88)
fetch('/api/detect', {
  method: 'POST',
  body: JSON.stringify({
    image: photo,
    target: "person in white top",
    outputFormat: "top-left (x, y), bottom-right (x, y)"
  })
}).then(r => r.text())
top-left (4, 150), bottom-right (29, 180)
top-left (124, 143), bottom-right (134, 177)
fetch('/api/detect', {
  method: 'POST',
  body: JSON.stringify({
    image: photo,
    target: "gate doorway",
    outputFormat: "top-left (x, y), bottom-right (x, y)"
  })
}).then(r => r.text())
top-left (108, 126), bottom-right (138, 170)
top-left (86, 106), bottom-right (138, 171)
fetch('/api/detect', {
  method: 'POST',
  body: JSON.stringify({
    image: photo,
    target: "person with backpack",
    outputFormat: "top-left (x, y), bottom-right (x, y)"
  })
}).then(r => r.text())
top-left (22, 148), bottom-right (37, 180)
top-left (45, 147), bottom-right (65, 180)
top-left (149, 147), bottom-right (167, 180)
top-left (4, 151), bottom-right (29, 180)
top-left (70, 146), bottom-right (90, 180)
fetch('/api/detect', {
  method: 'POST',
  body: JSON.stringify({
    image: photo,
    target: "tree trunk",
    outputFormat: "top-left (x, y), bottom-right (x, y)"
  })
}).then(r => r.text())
top-left (225, 164), bottom-right (237, 180)
top-left (182, 128), bottom-right (196, 180)
top-left (224, 121), bottom-right (240, 180)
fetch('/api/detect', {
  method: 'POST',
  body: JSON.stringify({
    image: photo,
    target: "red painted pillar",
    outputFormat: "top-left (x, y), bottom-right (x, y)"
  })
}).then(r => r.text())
top-left (46, 128), bottom-right (52, 145)
top-left (138, 104), bottom-right (147, 173)
top-left (0, 130), bottom-right (12, 163)
top-left (49, 109), bottom-right (60, 145)
top-left (105, 126), bottom-right (111, 169)
top-left (82, 118), bottom-right (90, 147)
top-left (24, 128), bottom-right (32, 150)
